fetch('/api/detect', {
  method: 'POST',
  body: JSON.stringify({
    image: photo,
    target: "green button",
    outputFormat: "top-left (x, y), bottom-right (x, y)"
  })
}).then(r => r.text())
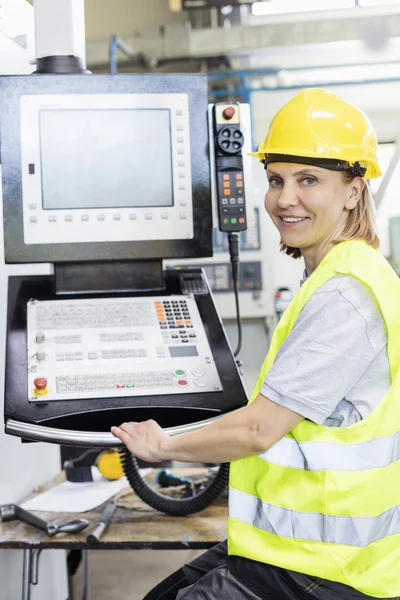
top-left (175, 369), bottom-right (186, 377)
top-left (223, 218), bottom-right (230, 224)
top-left (231, 218), bottom-right (237, 224)
top-left (126, 383), bottom-right (135, 388)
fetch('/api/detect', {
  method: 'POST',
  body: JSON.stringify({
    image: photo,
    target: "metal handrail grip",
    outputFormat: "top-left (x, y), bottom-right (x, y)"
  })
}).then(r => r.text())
top-left (5, 415), bottom-right (225, 447)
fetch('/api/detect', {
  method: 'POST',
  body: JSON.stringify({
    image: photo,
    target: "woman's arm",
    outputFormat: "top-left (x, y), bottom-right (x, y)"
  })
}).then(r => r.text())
top-left (111, 394), bottom-right (303, 463)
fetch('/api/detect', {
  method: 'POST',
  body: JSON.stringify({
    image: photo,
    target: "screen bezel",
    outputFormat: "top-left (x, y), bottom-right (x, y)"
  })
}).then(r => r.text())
top-left (19, 90), bottom-right (194, 247)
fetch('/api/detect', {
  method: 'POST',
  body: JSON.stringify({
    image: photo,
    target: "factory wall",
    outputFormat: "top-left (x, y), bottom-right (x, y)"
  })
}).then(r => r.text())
top-left (0, 193), bottom-right (69, 600)
top-left (0, 6), bottom-right (69, 597)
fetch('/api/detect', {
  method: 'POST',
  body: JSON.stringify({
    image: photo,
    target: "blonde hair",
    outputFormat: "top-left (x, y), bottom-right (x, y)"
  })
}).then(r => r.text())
top-left (281, 172), bottom-right (380, 259)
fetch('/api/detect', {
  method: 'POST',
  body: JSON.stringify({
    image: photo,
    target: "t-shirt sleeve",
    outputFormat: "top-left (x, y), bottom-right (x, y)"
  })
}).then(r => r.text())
top-left (261, 282), bottom-right (379, 424)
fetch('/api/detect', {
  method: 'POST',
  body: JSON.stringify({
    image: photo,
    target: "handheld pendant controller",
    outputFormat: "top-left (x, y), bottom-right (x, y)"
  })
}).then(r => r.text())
top-left (212, 102), bottom-right (247, 233)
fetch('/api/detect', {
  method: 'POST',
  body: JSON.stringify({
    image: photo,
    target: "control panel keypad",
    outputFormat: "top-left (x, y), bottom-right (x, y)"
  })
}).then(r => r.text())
top-left (36, 302), bottom-right (153, 330)
top-left (56, 370), bottom-right (176, 393)
top-left (220, 172), bottom-right (246, 227)
top-left (27, 295), bottom-right (223, 402)
top-left (155, 299), bottom-right (194, 343)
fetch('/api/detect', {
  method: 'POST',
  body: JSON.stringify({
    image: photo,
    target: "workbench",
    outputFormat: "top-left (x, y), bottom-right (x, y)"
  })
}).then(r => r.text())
top-left (0, 470), bottom-right (228, 599)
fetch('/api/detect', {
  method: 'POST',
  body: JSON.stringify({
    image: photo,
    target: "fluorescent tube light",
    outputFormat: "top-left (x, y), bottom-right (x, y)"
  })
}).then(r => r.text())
top-left (252, 0), bottom-right (354, 16)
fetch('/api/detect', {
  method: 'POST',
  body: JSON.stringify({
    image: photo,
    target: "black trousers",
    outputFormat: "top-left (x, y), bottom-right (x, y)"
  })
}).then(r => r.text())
top-left (143, 541), bottom-right (400, 600)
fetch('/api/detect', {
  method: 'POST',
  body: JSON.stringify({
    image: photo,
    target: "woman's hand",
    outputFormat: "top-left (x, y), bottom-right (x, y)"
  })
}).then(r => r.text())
top-left (111, 395), bottom-right (303, 464)
top-left (111, 420), bottom-right (169, 462)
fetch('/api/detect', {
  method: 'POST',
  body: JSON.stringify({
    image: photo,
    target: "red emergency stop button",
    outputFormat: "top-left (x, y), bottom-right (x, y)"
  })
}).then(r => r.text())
top-left (223, 106), bottom-right (236, 120)
top-left (33, 377), bottom-right (49, 397)
top-left (34, 377), bottom-right (48, 389)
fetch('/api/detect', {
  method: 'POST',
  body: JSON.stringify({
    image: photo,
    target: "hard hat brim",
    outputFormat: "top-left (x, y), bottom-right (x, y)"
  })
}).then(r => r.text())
top-left (248, 151), bottom-right (382, 179)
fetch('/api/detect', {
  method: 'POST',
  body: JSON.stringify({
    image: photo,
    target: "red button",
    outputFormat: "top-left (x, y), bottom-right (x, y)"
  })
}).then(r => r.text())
top-left (34, 378), bottom-right (48, 389)
top-left (223, 106), bottom-right (235, 120)
top-left (239, 217), bottom-right (245, 224)
top-left (176, 379), bottom-right (188, 387)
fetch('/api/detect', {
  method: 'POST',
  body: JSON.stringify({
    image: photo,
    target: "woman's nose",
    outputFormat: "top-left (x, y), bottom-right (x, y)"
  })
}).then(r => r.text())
top-left (277, 185), bottom-right (299, 209)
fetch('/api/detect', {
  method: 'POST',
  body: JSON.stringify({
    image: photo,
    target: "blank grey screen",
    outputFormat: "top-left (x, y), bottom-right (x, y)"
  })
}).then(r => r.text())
top-left (169, 346), bottom-right (198, 357)
top-left (39, 109), bottom-right (174, 209)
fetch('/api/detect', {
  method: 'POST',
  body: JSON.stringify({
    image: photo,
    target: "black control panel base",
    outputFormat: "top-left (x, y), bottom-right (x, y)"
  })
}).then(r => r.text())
top-left (4, 269), bottom-right (247, 434)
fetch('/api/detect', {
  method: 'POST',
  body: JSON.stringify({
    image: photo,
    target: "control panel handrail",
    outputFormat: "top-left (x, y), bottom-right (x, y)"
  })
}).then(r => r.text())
top-left (5, 416), bottom-right (224, 447)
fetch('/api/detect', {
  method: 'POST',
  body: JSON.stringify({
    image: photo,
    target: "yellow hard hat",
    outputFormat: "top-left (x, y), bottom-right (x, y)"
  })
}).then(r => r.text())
top-left (250, 88), bottom-right (381, 179)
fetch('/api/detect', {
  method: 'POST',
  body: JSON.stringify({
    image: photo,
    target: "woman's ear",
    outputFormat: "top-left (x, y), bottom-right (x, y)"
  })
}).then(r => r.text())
top-left (344, 177), bottom-right (365, 211)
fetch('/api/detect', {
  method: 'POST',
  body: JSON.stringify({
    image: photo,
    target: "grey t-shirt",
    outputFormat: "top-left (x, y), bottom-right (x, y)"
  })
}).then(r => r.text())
top-left (261, 274), bottom-right (391, 427)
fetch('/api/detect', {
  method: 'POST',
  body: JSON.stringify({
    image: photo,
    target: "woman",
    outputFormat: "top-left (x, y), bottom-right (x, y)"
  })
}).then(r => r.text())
top-left (111, 88), bottom-right (400, 599)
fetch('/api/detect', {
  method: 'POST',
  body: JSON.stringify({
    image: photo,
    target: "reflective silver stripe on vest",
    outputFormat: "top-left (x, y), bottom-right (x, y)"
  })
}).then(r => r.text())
top-left (257, 431), bottom-right (400, 472)
top-left (229, 488), bottom-right (400, 548)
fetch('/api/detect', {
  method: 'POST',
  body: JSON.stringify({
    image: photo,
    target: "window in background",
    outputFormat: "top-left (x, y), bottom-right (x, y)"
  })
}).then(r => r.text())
top-left (371, 142), bottom-right (400, 261)
top-left (370, 143), bottom-right (397, 196)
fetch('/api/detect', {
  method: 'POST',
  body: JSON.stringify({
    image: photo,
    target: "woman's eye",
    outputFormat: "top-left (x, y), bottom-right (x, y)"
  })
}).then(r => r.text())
top-left (268, 177), bottom-right (283, 188)
top-left (302, 177), bottom-right (316, 185)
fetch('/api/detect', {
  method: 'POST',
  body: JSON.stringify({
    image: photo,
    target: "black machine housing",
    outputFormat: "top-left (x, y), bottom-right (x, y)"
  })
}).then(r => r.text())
top-left (5, 268), bottom-right (245, 432)
top-left (0, 74), bottom-right (212, 264)
top-left (1, 74), bottom-right (247, 436)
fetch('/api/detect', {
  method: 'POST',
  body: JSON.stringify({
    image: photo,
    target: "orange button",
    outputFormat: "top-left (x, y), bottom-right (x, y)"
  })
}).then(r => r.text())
top-left (223, 181), bottom-right (230, 188)
top-left (155, 301), bottom-right (162, 305)
top-left (236, 173), bottom-right (243, 180)
top-left (223, 174), bottom-right (230, 180)
top-left (236, 181), bottom-right (243, 187)
top-left (176, 320), bottom-right (184, 325)
top-left (224, 189), bottom-right (230, 196)
top-left (158, 316), bottom-right (166, 320)
top-left (184, 320), bottom-right (192, 324)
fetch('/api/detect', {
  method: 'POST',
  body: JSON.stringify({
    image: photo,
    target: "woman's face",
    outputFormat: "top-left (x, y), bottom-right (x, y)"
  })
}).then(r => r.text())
top-left (264, 163), bottom-right (363, 253)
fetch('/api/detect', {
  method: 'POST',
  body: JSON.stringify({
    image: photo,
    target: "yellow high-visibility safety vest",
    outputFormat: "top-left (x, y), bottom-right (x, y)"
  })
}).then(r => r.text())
top-left (228, 240), bottom-right (400, 597)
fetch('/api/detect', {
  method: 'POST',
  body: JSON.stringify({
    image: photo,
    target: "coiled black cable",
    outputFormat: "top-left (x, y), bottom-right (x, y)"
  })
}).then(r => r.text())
top-left (119, 448), bottom-right (229, 516)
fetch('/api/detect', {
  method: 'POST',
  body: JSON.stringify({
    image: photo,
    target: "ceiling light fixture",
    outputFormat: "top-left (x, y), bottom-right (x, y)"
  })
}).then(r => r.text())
top-left (252, 0), bottom-right (355, 16)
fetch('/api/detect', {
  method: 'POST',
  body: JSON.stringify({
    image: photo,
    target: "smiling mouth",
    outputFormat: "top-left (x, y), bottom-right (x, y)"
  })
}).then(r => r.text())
top-left (279, 216), bottom-right (309, 224)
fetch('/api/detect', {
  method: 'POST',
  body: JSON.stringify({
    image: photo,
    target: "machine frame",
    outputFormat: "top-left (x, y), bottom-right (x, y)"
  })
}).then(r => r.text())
top-left (0, 74), bottom-right (212, 264)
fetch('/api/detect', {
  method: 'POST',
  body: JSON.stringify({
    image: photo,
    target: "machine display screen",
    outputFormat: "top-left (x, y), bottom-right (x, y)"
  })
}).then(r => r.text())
top-left (169, 346), bottom-right (198, 357)
top-left (39, 109), bottom-right (174, 210)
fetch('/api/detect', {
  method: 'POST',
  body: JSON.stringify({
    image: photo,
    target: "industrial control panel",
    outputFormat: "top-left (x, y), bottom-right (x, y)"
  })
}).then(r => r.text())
top-left (27, 295), bottom-right (222, 402)
top-left (212, 102), bottom-right (247, 233)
